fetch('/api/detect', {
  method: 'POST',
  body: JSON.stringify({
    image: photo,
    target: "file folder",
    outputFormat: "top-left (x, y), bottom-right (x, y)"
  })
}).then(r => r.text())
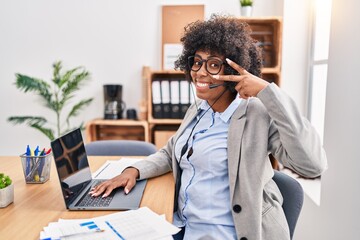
top-left (152, 80), bottom-right (163, 119)
top-left (161, 80), bottom-right (171, 118)
top-left (170, 80), bottom-right (181, 119)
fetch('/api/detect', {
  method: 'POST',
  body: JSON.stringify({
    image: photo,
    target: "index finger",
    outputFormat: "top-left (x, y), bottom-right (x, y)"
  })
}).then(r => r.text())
top-left (226, 58), bottom-right (247, 75)
top-left (212, 74), bottom-right (242, 82)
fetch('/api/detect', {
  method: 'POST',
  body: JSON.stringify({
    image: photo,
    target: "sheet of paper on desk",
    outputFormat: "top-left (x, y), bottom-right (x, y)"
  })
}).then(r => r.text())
top-left (40, 207), bottom-right (179, 240)
top-left (40, 221), bottom-right (117, 239)
top-left (92, 158), bottom-right (144, 179)
top-left (93, 207), bottom-right (180, 240)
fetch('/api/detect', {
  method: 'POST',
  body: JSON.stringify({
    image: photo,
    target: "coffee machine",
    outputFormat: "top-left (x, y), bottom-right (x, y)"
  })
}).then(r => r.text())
top-left (103, 84), bottom-right (126, 119)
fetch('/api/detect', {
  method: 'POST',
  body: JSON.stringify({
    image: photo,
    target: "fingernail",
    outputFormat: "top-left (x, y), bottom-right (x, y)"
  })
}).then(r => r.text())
top-left (212, 75), bottom-right (219, 79)
top-left (102, 193), bottom-right (107, 198)
top-left (124, 188), bottom-right (129, 195)
top-left (226, 58), bottom-right (232, 64)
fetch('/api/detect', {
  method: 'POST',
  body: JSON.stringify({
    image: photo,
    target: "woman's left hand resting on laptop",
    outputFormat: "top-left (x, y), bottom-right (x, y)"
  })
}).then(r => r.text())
top-left (89, 167), bottom-right (139, 198)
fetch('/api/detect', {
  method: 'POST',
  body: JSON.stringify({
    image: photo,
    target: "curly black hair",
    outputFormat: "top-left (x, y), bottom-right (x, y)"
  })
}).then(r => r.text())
top-left (174, 14), bottom-right (262, 81)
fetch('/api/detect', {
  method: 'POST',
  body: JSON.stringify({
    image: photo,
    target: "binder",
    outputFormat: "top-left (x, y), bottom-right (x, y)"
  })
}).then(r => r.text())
top-left (152, 80), bottom-right (163, 119)
top-left (189, 82), bottom-right (197, 104)
top-left (161, 80), bottom-right (171, 119)
top-left (170, 80), bottom-right (181, 119)
top-left (179, 80), bottom-right (190, 118)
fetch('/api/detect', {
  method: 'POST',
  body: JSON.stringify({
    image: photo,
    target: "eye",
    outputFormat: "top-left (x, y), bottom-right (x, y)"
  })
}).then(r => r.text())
top-left (194, 58), bottom-right (202, 67)
top-left (208, 59), bottom-right (222, 70)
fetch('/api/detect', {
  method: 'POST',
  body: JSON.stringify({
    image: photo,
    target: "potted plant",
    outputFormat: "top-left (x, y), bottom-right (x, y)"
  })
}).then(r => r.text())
top-left (0, 173), bottom-right (14, 208)
top-left (240, 0), bottom-right (253, 17)
top-left (7, 61), bottom-right (93, 140)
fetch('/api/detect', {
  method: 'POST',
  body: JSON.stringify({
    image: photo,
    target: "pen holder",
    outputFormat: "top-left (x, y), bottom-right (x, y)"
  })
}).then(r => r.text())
top-left (20, 153), bottom-right (52, 184)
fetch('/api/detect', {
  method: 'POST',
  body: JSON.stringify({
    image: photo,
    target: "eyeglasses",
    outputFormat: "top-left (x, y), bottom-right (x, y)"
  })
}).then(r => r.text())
top-left (188, 55), bottom-right (225, 75)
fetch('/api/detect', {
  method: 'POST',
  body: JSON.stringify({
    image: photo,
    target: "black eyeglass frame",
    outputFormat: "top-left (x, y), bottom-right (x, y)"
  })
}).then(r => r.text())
top-left (187, 55), bottom-right (226, 75)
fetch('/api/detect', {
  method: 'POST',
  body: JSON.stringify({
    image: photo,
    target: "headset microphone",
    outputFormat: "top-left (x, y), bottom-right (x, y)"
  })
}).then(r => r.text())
top-left (208, 83), bottom-right (227, 89)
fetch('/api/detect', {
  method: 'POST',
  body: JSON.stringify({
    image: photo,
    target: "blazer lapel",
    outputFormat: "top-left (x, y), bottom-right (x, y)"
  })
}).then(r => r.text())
top-left (228, 99), bottom-right (249, 201)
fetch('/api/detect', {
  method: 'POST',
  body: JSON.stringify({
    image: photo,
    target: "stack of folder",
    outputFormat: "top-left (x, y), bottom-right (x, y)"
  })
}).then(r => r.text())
top-left (152, 77), bottom-right (196, 119)
top-left (40, 207), bottom-right (180, 240)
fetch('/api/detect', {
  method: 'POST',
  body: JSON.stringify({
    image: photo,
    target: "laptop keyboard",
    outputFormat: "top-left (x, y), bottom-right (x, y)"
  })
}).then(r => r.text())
top-left (76, 180), bottom-right (115, 207)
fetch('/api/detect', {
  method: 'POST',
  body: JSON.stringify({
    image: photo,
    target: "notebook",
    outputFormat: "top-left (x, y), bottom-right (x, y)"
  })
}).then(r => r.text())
top-left (50, 128), bottom-right (147, 210)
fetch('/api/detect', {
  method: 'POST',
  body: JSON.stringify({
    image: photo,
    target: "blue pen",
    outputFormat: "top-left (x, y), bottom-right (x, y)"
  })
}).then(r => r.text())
top-left (34, 146), bottom-right (40, 179)
top-left (26, 145), bottom-right (31, 176)
top-left (34, 146), bottom-right (40, 156)
top-left (38, 148), bottom-right (46, 177)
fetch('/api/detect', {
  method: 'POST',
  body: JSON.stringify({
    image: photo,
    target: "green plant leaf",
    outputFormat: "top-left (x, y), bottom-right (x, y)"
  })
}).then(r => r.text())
top-left (240, 0), bottom-right (253, 6)
top-left (7, 116), bottom-right (47, 126)
top-left (30, 123), bottom-right (55, 140)
top-left (62, 71), bottom-right (90, 97)
top-left (52, 61), bottom-right (62, 85)
top-left (8, 61), bottom-right (93, 140)
top-left (15, 74), bottom-right (54, 109)
top-left (66, 98), bottom-right (93, 122)
top-left (57, 67), bottom-right (82, 88)
top-left (0, 173), bottom-right (12, 189)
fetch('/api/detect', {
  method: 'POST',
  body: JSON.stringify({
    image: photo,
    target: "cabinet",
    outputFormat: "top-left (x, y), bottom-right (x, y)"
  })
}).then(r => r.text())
top-left (143, 68), bottom-right (188, 148)
top-left (85, 119), bottom-right (149, 143)
top-left (243, 17), bottom-right (283, 86)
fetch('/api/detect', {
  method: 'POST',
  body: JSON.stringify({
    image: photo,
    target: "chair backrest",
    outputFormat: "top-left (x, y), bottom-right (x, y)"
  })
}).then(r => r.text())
top-left (85, 140), bottom-right (157, 156)
top-left (272, 170), bottom-right (304, 239)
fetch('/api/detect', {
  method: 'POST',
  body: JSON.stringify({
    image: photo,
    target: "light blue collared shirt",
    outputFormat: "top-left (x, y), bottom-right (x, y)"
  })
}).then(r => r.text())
top-left (173, 97), bottom-right (242, 240)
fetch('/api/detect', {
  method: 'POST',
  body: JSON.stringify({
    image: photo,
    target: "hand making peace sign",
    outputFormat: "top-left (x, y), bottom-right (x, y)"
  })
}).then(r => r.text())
top-left (213, 58), bottom-right (270, 99)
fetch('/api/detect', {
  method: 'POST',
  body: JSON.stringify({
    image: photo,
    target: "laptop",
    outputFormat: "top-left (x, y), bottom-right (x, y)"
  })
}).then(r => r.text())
top-left (50, 128), bottom-right (147, 210)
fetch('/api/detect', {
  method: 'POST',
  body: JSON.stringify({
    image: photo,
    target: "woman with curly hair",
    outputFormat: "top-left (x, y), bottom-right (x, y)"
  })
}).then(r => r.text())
top-left (90, 15), bottom-right (327, 240)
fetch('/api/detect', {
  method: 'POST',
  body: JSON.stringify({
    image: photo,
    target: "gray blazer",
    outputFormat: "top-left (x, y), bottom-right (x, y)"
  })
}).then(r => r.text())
top-left (133, 83), bottom-right (327, 240)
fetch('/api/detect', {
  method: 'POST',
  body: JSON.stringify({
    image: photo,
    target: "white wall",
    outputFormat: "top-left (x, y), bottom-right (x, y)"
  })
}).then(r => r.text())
top-left (294, 0), bottom-right (360, 239)
top-left (282, 0), bottom-right (312, 114)
top-left (0, 0), bottom-right (284, 156)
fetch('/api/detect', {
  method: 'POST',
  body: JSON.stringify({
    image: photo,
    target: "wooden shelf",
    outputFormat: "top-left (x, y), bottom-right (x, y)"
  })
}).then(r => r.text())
top-left (148, 119), bottom-right (183, 125)
top-left (85, 119), bottom-right (149, 143)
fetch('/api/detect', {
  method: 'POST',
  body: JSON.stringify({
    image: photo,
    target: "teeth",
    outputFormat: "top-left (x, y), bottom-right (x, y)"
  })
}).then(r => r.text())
top-left (197, 82), bottom-right (209, 87)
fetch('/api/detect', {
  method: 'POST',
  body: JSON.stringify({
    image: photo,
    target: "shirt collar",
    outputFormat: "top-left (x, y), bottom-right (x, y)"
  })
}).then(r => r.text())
top-left (198, 96), bottom-right (242, 123)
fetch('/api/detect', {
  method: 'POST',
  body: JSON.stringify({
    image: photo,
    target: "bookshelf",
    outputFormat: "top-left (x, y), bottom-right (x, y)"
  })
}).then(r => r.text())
top-left (143, 68), bottom-right (189, 148)
top-left (243, 17), bottom-right (283, 86)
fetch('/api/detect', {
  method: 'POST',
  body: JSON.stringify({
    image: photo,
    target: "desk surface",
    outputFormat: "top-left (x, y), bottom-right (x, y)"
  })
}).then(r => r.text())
top-left (0, 156), bottom-right (174, 239)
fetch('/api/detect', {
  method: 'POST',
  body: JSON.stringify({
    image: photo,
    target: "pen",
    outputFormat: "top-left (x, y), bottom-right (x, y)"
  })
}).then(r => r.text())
top-left (59, 228), bottom-right (105, 238)
top-left (33, 146), bottom-right (40, 181)
top-left (25, 145), bottom-right (31, 176)
top-left (45, 148), bottom-right (52, 155)
top-left (34, 145), bottom-right (40, 156)
top-left (38, 148), bottom-right (46, 177)
top-left (25, 148), bottom-right (37, 181)
top-left (30, 149), bottom-right (35, 176)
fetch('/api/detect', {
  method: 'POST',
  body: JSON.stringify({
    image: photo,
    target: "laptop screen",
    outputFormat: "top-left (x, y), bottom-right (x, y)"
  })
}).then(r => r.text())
top-left (51, 128), bottom-right (92, 206)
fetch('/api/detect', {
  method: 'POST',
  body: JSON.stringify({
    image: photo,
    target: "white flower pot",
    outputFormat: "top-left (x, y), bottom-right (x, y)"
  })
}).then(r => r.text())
top-left (0, 183), bottom-right (14, 208)
top-left (241, 6), bottom-right (253, 17)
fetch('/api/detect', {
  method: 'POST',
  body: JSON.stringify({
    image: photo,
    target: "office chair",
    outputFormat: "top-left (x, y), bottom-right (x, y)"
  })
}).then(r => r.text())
top-left (85, 140), bottom-right (157, 156)
top-left (272, 170), bottom-right (304, 239)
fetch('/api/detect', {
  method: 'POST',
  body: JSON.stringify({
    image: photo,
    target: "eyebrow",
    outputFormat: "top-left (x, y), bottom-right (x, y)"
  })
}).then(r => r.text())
top-left (194, 54), bottom-right (223, 60)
